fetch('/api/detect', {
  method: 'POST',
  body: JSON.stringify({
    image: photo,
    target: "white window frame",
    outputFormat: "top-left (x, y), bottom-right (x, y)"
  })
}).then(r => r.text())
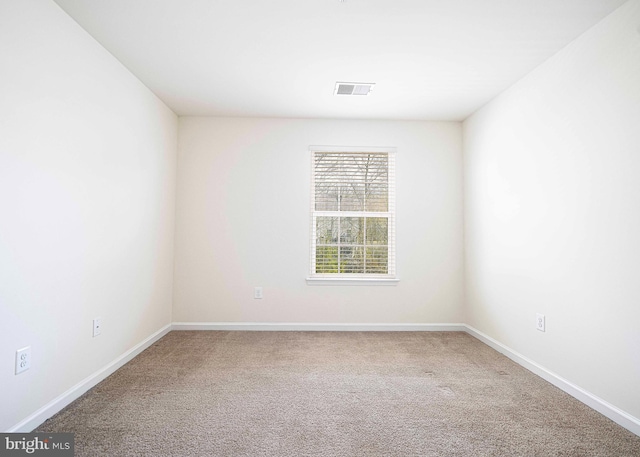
top-left (307, 146), bottom-right (398, 285)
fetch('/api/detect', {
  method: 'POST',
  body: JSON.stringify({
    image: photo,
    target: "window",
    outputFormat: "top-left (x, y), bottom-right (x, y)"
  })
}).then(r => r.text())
top-left (309, 146), bottom-right (396, 282)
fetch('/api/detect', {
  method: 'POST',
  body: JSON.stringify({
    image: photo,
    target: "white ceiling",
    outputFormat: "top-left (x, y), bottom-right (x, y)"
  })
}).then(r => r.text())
top-left (53, 0), bottom-right (627, 121)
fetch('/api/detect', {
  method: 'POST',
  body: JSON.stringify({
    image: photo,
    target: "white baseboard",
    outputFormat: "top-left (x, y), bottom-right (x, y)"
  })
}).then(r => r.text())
top-left (10, 321), bottom-right (639, 439)
top-left (172, 322), bottom-right (467, 332)
top-left (463, 325), bottom-right (640, 437)
top-left (8, 324), bottom-right (172, 433)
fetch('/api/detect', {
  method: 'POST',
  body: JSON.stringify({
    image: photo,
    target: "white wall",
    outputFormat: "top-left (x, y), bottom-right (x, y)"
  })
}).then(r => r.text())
top-left (6, 0), bottom-right (635, 437)
top-left (0, 1), bottom-right (177, 431)
top-left (464, 0), bottom-right (640, 421)
top-left (174, 117), bottom-right (463, 324)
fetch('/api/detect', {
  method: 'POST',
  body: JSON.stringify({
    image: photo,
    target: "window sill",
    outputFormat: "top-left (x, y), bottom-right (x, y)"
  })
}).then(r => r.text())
top-left (306, 277), bottom-right (399, 286)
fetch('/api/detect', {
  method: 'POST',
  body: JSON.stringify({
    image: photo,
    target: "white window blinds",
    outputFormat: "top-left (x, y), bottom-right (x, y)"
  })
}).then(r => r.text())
top-left (310, 147), bottom-right (396, 278)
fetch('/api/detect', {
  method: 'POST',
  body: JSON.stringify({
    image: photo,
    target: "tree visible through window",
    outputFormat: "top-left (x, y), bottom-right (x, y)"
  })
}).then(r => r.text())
top-left (310, 148), bottom-right (395, 278)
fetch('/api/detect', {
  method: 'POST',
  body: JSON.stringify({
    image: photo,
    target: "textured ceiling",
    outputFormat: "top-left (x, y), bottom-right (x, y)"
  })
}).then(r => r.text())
top-left (53, 0), bottom-right (627, 120)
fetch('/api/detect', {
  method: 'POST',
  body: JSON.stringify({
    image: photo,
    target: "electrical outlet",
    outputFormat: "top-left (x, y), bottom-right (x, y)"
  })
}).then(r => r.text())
top-left (254, 287), bottom-right (263, 299)
top-left (93, 318), bottom-right (102, 337)
top-left (536, 313), bottom-right (545, 332)
top-left (15, 346), bottom-right (31, 375)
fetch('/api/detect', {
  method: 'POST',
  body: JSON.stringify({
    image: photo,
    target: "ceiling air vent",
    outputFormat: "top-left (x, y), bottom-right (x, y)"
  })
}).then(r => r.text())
top-left (334, 82), bottom-right (376, 96)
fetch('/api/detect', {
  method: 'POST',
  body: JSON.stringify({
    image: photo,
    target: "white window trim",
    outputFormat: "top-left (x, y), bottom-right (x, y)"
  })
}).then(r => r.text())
top-left (305, 277), bottom-right (399, 286)
top-left (308, 145), bottom-right (397, 284)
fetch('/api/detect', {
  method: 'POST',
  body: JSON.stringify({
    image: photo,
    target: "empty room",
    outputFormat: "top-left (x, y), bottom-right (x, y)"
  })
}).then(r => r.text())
top-left (1, 0), bottom-right (639, 455)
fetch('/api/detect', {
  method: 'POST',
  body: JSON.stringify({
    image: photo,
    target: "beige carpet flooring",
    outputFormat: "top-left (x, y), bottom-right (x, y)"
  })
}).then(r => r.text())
top-left (37, 331), bottom-right (640, 456)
